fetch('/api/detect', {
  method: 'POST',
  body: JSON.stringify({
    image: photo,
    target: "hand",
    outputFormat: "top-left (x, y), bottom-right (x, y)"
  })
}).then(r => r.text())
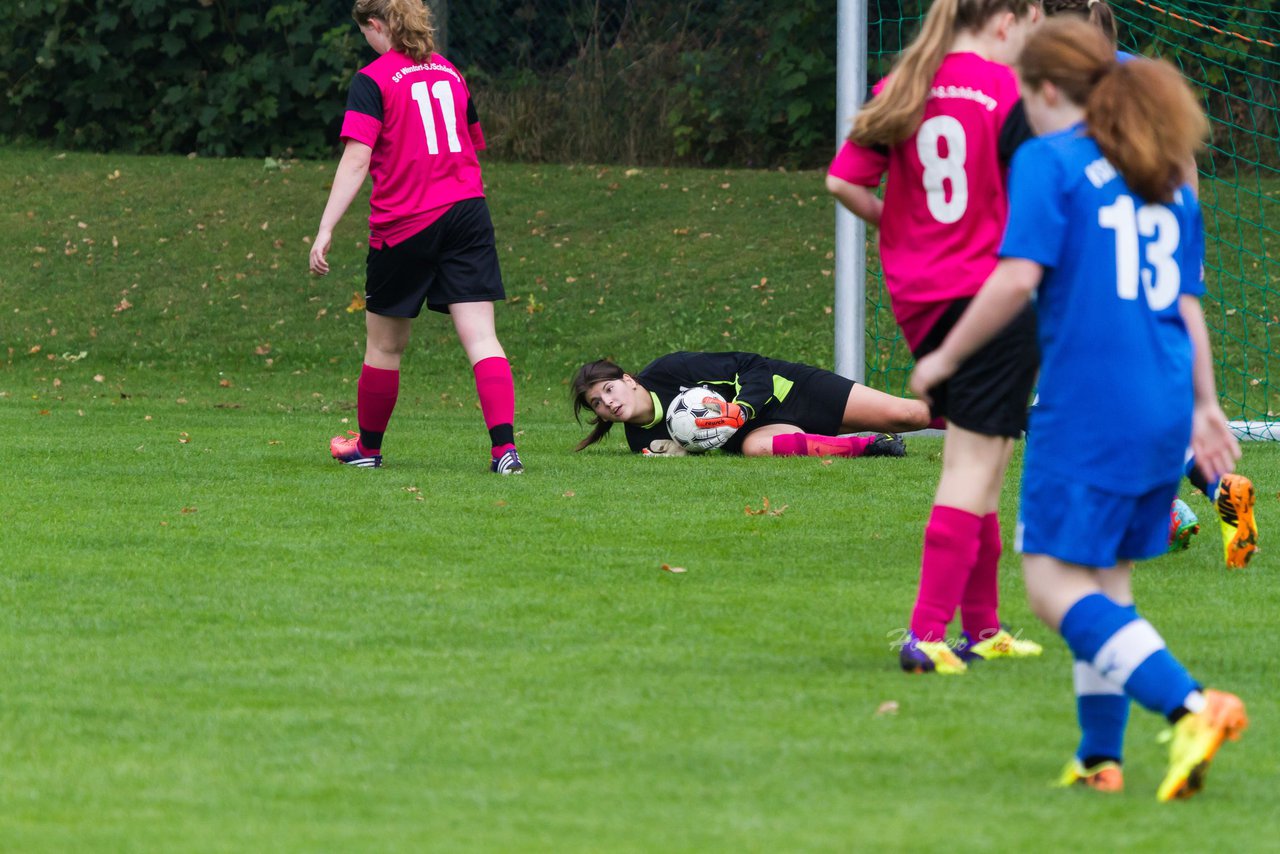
top-left (1190, 402), bottom-right (1241, 484)
top-left (908, 351), bottom-right (958, 406)
top-left (309, 229), bottom-right (333, 276)
top-left (694, 397), bottom-right (747, 430)
top-left (689, 424), bottom-right (737, 452)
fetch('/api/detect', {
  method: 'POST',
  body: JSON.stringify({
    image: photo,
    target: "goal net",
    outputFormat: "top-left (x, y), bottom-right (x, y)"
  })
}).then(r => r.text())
top-left (861, 1), bottom-right (1279, 437)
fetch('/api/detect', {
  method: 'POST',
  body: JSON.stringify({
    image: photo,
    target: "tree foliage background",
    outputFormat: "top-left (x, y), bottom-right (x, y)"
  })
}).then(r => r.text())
top-left (1, 0), bottom-right (1274, 168)
top-left (1, 0), bottom-right (364, 158)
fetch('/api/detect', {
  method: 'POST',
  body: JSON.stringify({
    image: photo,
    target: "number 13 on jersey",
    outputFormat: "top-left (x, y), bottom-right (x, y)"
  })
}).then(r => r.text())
top-left (1100, 195), bottom-right (1182, 311)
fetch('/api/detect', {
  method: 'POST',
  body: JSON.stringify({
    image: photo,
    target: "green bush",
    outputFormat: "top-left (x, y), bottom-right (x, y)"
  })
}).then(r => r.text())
top-left (1, 0), bottom-right (1270, 170)
top-left (0, 0), bottom-right (362, 157)
top-left (1, 0), bottom-right (841, 168)
top-left (465, 0), bottom-right (837, 168)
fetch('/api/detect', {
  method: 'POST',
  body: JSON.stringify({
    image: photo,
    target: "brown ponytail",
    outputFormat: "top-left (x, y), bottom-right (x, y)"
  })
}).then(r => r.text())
top-left (1018, 18), bottom-right (1208, 203)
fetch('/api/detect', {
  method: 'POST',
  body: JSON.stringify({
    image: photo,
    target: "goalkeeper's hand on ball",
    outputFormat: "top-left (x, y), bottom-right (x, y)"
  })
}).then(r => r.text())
top-left (690, 398), bottom-right (748, 451)
top-left (689, 425), bottom-right (737, 451)
top-left (694, 398), bottom-right (747, 430)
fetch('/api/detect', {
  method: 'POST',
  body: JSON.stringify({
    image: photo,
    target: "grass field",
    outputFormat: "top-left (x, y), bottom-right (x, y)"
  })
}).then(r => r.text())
top-left (2, 149), bottom-right (1278, 851)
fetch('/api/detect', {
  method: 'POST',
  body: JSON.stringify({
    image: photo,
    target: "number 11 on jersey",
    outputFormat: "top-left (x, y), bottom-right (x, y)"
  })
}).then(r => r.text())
top-left (411, 80), bottom-right (462, 155)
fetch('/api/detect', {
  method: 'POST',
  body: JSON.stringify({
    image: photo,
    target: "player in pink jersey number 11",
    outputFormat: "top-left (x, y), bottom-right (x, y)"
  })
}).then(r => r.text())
top-left (310, 0), bottom-right (524, 475)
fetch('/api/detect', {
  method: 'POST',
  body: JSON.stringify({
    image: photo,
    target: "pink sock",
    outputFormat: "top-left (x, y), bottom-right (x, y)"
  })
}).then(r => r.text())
top-left (357, 364), bottom-right (399, 454)
top-left (909, 505), bottom-right (982, 642)
top-left (771, 433), bottom-right (874, 457)
top-left (473, 356), bottom-right (516, 453)
top-left (960, 513), bottom-right (1002, 640)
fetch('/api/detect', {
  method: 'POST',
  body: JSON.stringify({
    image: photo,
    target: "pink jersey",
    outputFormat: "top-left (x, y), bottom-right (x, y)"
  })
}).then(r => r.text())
top-left (341, 51), bottom-right (487, 248)
top-left (829, 53), bottom-right (1026, 349)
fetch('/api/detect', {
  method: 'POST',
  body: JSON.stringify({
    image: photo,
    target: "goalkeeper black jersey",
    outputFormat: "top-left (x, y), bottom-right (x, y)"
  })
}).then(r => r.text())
top-left (623, 351), bottom-right (831, 454)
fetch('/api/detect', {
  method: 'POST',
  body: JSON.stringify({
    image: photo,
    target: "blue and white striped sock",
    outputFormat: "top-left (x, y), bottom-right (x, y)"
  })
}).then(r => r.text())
top-left (1072, 605), bottom-right (1133, 765)
top-left (1060, 593), bottom-right (1200, 722)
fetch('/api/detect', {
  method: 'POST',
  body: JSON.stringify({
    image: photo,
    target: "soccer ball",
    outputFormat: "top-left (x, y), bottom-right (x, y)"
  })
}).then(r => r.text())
top-left (666, 386), bottom-right (728, 453)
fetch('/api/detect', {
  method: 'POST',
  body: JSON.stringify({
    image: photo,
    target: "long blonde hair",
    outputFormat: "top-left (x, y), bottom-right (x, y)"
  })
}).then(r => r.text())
top-left (1019, 18), bottom-right (1208, 203)
top-left (851, 0), bottom-right (1040, 147)
top-left (352, 0), bottom-right (436, 60)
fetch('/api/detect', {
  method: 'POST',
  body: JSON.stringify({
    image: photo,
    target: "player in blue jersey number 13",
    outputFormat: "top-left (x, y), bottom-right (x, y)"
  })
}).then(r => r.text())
top-left (910, 18), bottom-right (1247, 801)
top-left (1040, 0), bottom-right (1258, 570)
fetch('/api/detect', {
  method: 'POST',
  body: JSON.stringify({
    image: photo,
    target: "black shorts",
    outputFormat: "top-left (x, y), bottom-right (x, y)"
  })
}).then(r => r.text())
top-left (365, 197), bottom-right (506, 317)
top-left (724, 364), bottom-right (855, 453)
top-left (912, 298), bottom-right (1039, 438)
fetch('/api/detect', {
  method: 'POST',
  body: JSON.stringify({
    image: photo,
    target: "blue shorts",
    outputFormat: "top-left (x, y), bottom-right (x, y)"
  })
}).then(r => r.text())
top-left (1017, 468), bottom-right (1177, 567)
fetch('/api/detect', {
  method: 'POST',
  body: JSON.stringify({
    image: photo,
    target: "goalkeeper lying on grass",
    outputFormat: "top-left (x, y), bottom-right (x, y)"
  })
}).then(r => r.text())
top-left (570, 351), bottom-right (930, 456)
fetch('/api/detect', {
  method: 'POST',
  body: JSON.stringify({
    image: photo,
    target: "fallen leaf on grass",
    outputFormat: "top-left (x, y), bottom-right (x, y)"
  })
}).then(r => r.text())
top-left (346, 293), bottom-right (365, 313)
top-left (113, 298), bottom-right (132, 313)
top-left (180, 506), bottom-right (197, 514)
top-left (562, 491), bottom-right (575, 498)
top-left (745, 496), bottom-right (788, 517)
top-left (660, 564), bottom-right (687, 574)
top-left (178, 432), bottom-right (190, 444)
top-left (875, 701), bottom-right (900, 717)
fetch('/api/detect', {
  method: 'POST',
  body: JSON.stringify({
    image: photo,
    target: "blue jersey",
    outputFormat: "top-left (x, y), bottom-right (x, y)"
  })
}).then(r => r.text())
top-left (1002, 123), bottom-right (1205, 495)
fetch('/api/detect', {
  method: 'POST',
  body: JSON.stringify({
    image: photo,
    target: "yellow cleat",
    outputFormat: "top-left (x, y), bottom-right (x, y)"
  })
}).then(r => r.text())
top-left (899, 633), bottom-right (968, 674)
top-left (1056, 758), bottom-right (1124, 793)
top-left (1215, 474), bottom-right (1258, 568)
top-left (957, 628), bottom-right (1044, 662)
top-left (1156, 689), bottom-right (1248, 802)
